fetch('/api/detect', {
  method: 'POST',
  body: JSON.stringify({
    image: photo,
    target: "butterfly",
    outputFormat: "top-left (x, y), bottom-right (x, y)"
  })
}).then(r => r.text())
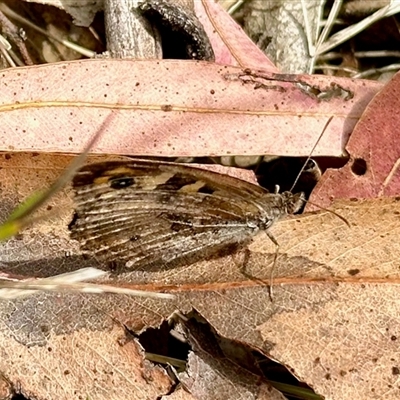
top-left (69, 159), bottom-right (305, 271)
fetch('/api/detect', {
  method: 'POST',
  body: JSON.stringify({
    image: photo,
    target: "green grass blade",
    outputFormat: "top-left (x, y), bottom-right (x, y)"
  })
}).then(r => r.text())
top-left (0, 113), bottom-right (114, 240)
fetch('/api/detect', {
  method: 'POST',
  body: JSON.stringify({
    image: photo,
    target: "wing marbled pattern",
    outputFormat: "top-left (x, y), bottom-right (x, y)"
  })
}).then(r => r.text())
top-left (70, 159), bottom-right (302, 270)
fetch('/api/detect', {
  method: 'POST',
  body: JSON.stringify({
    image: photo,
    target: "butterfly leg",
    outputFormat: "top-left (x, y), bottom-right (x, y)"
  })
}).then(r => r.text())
top-left (266, 231), bottom-right (280, 302)
top-left (237, 233), bottom-right (279, 302)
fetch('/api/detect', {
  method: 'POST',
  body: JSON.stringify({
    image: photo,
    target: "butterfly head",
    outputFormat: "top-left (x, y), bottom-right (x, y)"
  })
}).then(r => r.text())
top-left (257, 190), bottom-right (306, 231)
top-left (280, 191), bottom-right (306, 215)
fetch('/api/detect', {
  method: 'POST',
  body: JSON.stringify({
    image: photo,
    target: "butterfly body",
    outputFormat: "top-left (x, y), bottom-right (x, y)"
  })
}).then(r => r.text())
top-left (69, 159), bottom-right (305, 270)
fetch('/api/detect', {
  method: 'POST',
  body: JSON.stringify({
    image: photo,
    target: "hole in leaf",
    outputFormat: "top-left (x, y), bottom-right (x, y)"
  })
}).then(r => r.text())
top-left (138, 311), bottom-right (321, 399)
top-left (138, 320), bottom-right (190, 372)
top-left (351, 158), bottom-right (367, 175)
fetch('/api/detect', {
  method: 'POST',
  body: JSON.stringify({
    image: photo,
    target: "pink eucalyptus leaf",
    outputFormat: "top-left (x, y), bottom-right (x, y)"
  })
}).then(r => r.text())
top-left (0, 59), bottom-right (381, 158)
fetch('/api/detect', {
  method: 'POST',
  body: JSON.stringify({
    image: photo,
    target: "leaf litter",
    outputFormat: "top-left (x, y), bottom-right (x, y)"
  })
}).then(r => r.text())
top-left (0, 1), bottom-right (399, 399)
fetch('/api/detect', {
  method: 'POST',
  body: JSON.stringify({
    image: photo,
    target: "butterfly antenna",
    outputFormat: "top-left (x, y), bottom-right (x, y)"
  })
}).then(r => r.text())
top-left (303, 198), bottom-right (350, 227)
top-left (289, 116), bottom-right (333, 193)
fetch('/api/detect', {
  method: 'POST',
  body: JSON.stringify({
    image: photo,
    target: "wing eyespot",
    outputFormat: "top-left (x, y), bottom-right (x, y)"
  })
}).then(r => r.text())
top-left (110, 176), bottom-right (135, 189)
top-left (197, 185), bottom-right (215, 195)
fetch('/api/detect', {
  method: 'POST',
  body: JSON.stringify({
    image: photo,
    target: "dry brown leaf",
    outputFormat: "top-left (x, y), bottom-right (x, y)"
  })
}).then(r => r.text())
top-left (176, 316), bottom-right (288, 400)
top-left (162, 387), bottom-right (197, 400)
top-left (0, 59), bottom-right (381, 157)
top-left (179, 352), bottom-right (286, 400)
top-left (2, 323), bottom-right (171, 399)
top-left (0, 149), bottom-right (399, 399)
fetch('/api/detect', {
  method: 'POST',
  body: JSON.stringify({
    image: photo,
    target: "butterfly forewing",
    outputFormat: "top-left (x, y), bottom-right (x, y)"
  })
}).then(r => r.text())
top-left (70, 159), bottom-right (302, 270)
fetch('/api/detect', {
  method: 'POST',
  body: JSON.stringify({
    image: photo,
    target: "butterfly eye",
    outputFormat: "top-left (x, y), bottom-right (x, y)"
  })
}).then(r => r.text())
top-left (109, 176), bottom-right (134, 189)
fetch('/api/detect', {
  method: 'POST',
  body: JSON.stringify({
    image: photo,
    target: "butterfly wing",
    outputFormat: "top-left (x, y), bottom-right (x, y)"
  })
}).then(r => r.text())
top-left (70, 159), bottom-right (275, 270)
